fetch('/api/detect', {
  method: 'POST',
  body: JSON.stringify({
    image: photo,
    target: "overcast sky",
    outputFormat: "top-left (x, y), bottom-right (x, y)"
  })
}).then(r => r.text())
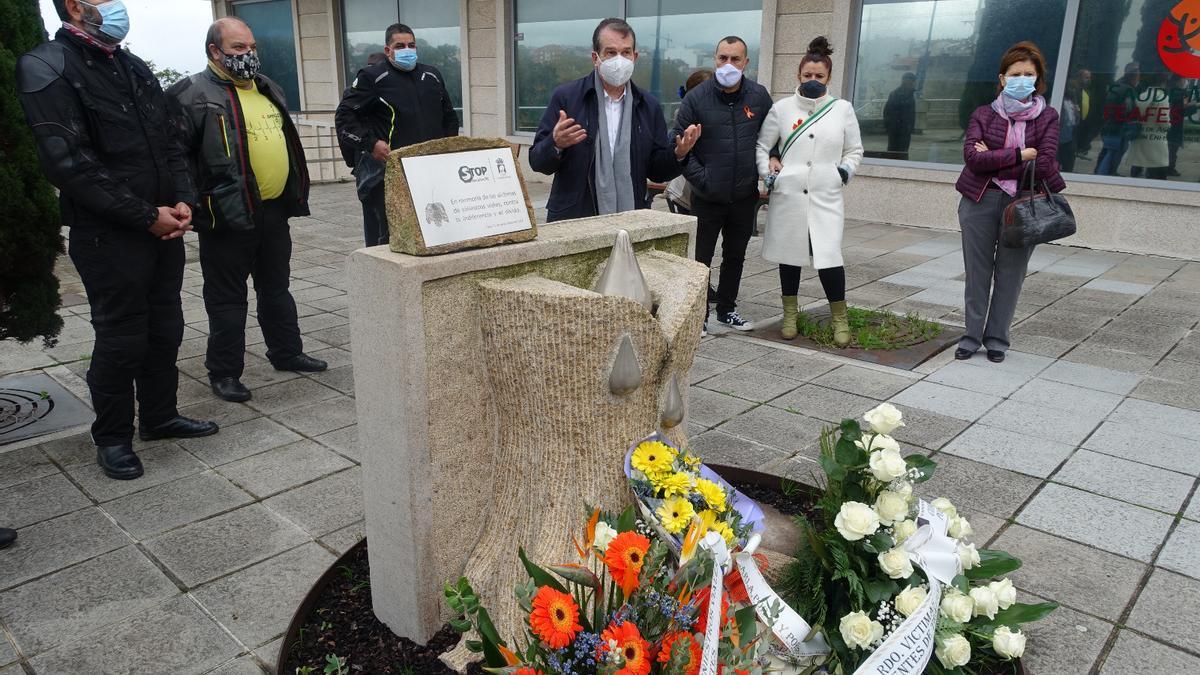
top-left (38, 0), bottom-right (214, 74)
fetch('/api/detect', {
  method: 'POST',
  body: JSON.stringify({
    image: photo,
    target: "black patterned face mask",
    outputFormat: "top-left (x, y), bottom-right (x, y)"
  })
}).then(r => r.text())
top-left (220, 49), bottom-right (260, 81)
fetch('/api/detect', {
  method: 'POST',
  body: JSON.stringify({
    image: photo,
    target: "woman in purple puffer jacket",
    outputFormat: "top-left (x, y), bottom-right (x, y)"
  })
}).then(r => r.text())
top-left (953, 41), bottom-right (1065, 364)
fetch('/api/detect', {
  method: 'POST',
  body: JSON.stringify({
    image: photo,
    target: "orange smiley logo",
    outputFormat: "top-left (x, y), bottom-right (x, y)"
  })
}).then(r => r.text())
top-left (1157, 1), bottom-right (1200, 77)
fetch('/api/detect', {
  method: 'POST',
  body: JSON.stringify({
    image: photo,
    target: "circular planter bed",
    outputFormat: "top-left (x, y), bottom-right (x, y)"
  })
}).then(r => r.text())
top-left (277, 465), bottom-right (1027, 674)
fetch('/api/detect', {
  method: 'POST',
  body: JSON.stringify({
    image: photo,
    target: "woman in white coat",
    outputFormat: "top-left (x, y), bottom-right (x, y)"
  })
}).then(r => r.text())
top-left (756, 37), bottom-right (863, 345)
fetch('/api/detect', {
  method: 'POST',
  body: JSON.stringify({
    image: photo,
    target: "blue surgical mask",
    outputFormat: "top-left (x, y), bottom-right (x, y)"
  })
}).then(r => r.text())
top-left (81, 0), bottom-right (130, 43)
top-left (1003, 75), bottom-right (1037, 101)
top-left (392, 48), bottom-right (417, 71)
top-left (800, 79), bottom-right (827, 99)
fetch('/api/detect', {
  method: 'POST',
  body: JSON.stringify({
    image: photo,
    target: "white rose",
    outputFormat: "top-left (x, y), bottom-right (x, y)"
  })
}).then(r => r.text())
top-left (931, 497), bottom-right (958, 520)
top-left (936, 634), bottom-right (972, 669)
top-left (857, 433), bottom-right (901, 454)
top-left (970, 585), bottom-right (1000, 619)
top-left (869, 448), bottom-right (908, 482)
top-left (958, 542), bottom-right (981, 570)
top-left (992, 626), bottom-right (1026, 659)
top-left (892, 519), bottom-right (918, 545)
top-left (835, 501), bottom-right (881, 542)
top-left (839, 611), bottom-right (884, 650)
top-left (891, 480), bottom-right (914, 501)
top-left (989, 578), bottom-right (1017, 610)
top-left (874, 490), bottom-right (910, 525)
top-left (894, 585), bottom-right (928, 617)
top-left (949, 515), bottom-right (974, 540)
top-left (878, 547), bottom-right (915, 579)
top-left (593, 521), bottom-right (618, 553)
top-left (940, 589), bottom-right (974, 623)
top-left (864, 402), bottom-right (905, 435)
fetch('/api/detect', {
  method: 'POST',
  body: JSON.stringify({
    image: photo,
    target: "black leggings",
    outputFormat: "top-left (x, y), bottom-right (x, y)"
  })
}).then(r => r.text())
top-left (779, 264), bottom-right (846, 302)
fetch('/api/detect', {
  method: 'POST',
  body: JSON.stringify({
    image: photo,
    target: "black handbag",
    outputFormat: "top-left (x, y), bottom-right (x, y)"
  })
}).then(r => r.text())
top-left (1001, 160), bottom-right (1076, 248)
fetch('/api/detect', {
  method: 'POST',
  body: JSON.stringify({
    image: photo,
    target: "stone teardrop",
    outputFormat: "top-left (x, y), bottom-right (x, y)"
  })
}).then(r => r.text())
top-left (660, 373), bottom-right (684, 429)
top-left (594, 229), bottom-right (653, 310)
top-left (608, 334), bottom-right (643, 395)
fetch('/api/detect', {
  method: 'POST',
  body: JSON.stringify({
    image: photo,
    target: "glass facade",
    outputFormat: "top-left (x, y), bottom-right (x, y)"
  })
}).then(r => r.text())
top-left (341, 0), bottom-right (463, 124)
top-left (232, 0), bottom-right (301, 111)
top-left (851, 0), bottom-right (1199, 189)
top-left (513, 0), bottom-right (763, 131)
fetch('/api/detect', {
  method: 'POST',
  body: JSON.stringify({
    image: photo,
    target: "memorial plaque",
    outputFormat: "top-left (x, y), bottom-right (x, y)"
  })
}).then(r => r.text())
top-left (385, 137), bottom-right (538, 255)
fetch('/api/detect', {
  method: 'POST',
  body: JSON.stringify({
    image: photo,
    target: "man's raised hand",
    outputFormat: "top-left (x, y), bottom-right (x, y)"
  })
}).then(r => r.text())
top-left (675, 124), bottom-right (701, 159)
top-left (552, 110), bottom-right (587, 150)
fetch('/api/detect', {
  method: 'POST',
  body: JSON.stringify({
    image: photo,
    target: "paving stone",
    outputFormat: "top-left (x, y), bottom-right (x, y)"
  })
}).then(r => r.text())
top-left (305, 364), bottom-right (355, 395)
top-left (319, 520), bottom-right (365, 555)
top-left (1010, 378), bottom-right (1124, 417)
top-left (770, 384), bottom-right (881, 424)
top-left (1038, 360), bottom-right (1142, 395)
top-left (254, 638), bottom-right (282, 672)
top-left (1008, 334), bottom-right (1077, 358)
top-left (695, 338), bottom-right (774, 365)
top-left (238, 362), bottom-right (302, 390)
top-left (1053, 450), bottom-right (1193, 513)
top-left (193, 542), bottom-right (335, 648)
top-left (271, 396), bottom-right (358, 437)
top-left (917, 453), bottom-right (1042, 519)
top-left (883, 404), bottom-right (970, 451)
top-left (65, 443), bottom-right (207, 502)
top-left (0, 507), bottom-right (131, 590)
top-left (35, 431), bottom-right (103, 466)
top-left (177, 398), bottom-right (261, 430)
top-left (686, 355), bottom-right (735, 385)
top-left (28, 596), bottom-right (240, 675)
top-left (1100, 631), bottom-right (1200, 674)
top-left (304, 347), bottom-right (353, 370)
top-left (0, 635), bottom-right (15, 667)
top-left (1131, 377), bottom-right (1200, 411)
top-left (264, 468), bottom-right (363, 538)
top-left (1158, 520), bottom-right (1200, 579)
top-left (208, 655), bottom-right (267, 675)
top-left (1064, 344), bottom-right (1161, 373)
top-left (740, 349), bottom-right (840, 381)
top-left (714, 406), bottom-right (828, 458)
top-left (992, 525), bottom-right (1146, 621)
top-left (1109, 398), bottom-right (1200, 439)
top-left (1126, 568), bottom-right (1200, 648)
top-left (979, 399), bottom-right (1103, 446)
top-left (688, 430), bottom-right (790, 470)
top-left (217, 439), bottom-right (353, 499)
top-left (0, 546), bottom-right (179, 655)
top-left (944, 422), bottom-right (1077, 478)
top-left (925, 360), bottom-right (1032, 397)
top-left (0, 447), bottom-right (58, 490)
top-left (244, 377), bottom-right (340, 415)
top-left (104, 471), bottom-right (254, 539)
top-left (0, 473), bottom-right (90, 530)
top-left (1020, 599), bottom-right (1112, 674)
top-left (1082, 278), bottom-right (1155, 295)
top-left (687, 387), bottom-right (758, 429)
top-left (313, 424), bottom-right (358, 462)
top-left (810, 365), bottom-right (917, 400)
top-left (1017, 484), bottom-right (1174, 562)
top-left (143, 504), bottom-right (310, 587)
top-left (698, 367), bottom-right (801, 403)
top-left (180, 417), bottom-right (303, 467)
top-left (889, 381), bottom-right (1001, 422)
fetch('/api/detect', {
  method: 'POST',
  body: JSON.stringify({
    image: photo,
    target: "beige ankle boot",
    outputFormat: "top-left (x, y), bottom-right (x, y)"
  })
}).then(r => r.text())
top-left (829, 300), bottom-right (851, 347)
top-left (781, 295), bottom-right (799, 339)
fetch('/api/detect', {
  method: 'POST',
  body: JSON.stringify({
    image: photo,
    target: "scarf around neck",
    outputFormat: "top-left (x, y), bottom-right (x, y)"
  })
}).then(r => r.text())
top-left (990, 94), bottom-right (1045, 195)
top-left (594, 72), bottom-right (635, 215)
top-left (63, 22), bottom-right (118, 56)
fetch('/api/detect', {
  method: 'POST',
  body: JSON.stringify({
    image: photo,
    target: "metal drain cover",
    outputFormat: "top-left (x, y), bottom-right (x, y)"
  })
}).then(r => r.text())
top-left (0, 372), bottom-right (92, 446)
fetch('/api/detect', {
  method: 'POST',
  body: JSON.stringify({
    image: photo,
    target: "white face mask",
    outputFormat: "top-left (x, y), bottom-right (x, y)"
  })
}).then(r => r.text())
top-left (715, 63), bottom-right (743, 88)
top-left (598, 54), bottom-right (635, 88)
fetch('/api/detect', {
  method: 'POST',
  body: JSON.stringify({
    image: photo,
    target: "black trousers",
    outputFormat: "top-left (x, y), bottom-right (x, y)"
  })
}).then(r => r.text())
top-left (198, 199), bottom-right (303, 379)
top-left (362, 183), bottom-right (389, 246)
top-left (68, 227), bottom-right (185, 445)
top-left (692, 193), bottom-right (758, 316)
top-left (779, 264), bottom-right (846, 302)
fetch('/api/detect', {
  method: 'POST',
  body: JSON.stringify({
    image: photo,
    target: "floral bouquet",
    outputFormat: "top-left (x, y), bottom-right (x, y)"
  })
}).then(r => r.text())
top-left (625, 434), bottom-right (764, 553)
top-left (447, 507), bottom-right (782, 674)
top-left (778, 403), bottom-right (1056, 674)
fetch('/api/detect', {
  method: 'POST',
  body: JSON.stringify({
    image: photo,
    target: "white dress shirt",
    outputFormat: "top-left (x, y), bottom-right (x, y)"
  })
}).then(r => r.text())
top-left (602, 86), bottom-right (627, 154)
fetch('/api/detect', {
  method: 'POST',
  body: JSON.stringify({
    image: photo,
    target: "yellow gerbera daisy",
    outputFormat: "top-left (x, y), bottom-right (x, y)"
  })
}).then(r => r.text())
top-left (656, 496), bottom-right (695, 534)
top-left (698, 510), bottom-right (736, 548)
top-left (652, 471), bottom-right (693, 498)
top-left (694, 478), bottom-right (727, 513)
top-left (632, 441), bottom-right (677, 478)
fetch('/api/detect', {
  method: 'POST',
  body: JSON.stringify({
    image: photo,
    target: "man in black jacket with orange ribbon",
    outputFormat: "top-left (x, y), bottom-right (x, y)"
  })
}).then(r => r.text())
top-left (16, 0), bottom-right (219, 480)
top-left (167, 17), bottom-right (326, 404)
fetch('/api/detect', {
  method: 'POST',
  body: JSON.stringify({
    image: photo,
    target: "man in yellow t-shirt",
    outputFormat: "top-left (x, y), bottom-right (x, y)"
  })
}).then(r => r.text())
top-left (167, 18), bottom-right (326, 403)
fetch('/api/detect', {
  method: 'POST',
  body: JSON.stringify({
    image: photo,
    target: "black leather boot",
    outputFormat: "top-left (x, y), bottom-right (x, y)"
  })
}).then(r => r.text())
top-left (210, 376), bottom-right (252, 402)
top-left (0, 527), bottom-right (16, 549)
top-left (271, 353), bottom-right (328, 373)
top-left (97, 443), bottom-right (144, 480)
top-left (138, 415), bottom-right (220, 441)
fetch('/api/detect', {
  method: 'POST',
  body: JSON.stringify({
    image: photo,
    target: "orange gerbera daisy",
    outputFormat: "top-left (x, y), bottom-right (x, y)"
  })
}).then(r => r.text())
top-left (692, 583), bottom-right (729, 635)
top-left (529, 586), bottom-right (582, 649)
top-left (656, 631), bottom-right (702, 675)
top-left (599, 621), bottom-right (652, 675)
top-left (604, 531), bottom-right (651, 597)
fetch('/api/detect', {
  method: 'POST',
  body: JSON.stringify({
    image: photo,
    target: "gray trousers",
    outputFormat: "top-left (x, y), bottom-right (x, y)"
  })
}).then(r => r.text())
top-left (958, 190), bottom-right (1035, 353)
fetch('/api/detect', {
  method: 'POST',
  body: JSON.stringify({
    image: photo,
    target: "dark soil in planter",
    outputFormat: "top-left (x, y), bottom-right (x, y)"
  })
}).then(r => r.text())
top-left (280, 542), bottom-right (487, 675)
top-left (728, 477), bottom-right (821, 520)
